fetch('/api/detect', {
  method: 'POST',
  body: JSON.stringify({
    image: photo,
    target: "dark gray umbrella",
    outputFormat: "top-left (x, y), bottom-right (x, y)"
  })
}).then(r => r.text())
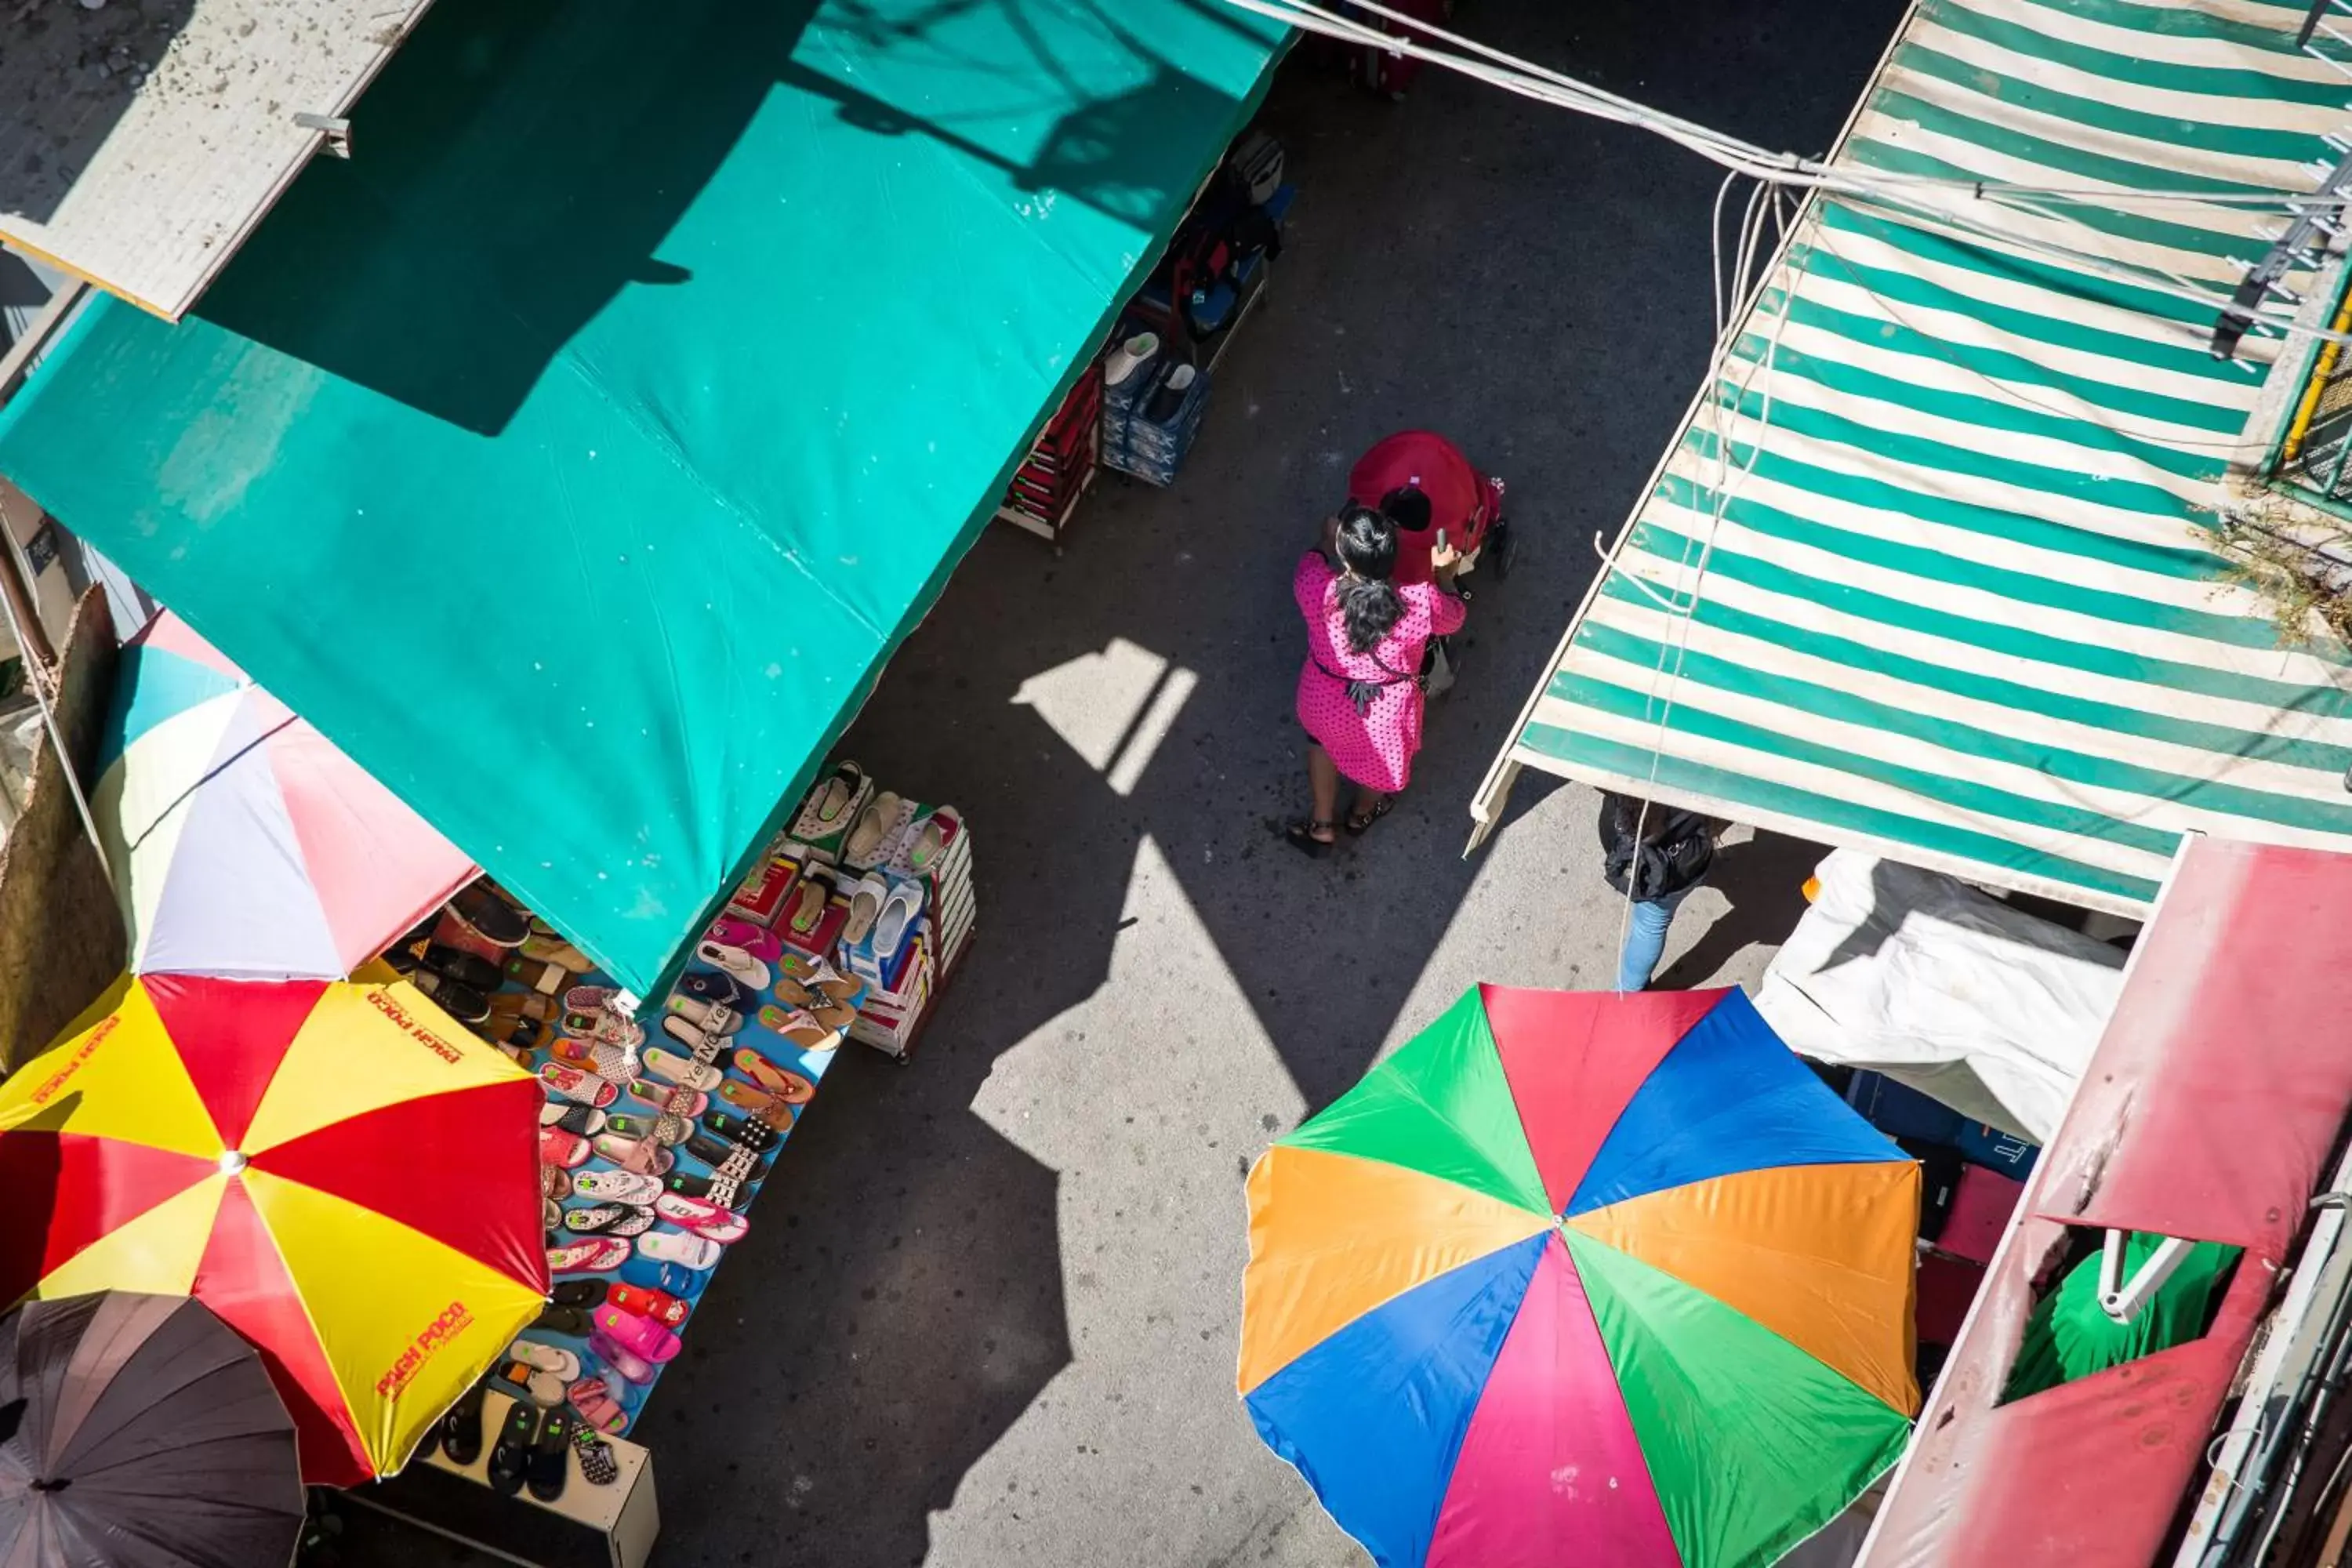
top-left (0, 1292), bottom-right (303, 1568)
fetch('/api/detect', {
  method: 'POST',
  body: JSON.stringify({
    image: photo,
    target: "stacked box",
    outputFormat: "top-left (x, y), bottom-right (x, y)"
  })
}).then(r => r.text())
top-left (1100, 358), bottom-right (1210, 488)
top-left (996, 366), bottom-right (1104, 543)
top-left (848, 934), bottom-right (934, 1061)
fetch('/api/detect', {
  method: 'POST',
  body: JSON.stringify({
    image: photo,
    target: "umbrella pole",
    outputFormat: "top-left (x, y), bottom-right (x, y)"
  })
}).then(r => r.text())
top-left (0, 564), bottom-right (110, 889)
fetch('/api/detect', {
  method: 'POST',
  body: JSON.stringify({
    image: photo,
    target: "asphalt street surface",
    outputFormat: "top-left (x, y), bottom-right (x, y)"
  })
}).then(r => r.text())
top-left (339, 2), bottom-right (1900, 1562)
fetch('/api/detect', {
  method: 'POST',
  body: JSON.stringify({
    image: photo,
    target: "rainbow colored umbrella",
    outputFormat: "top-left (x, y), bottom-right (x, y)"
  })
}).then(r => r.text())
top-left (1240, 986), bottom-right (1920, 1568)
top-left (95, 613), bottom-right (474, 978)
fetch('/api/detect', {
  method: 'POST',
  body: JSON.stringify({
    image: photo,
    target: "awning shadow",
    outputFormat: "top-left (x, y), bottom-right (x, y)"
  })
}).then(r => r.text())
top-left (0, 0), bottom-right (194, 225)
top-left (192, 0), bottom-right (1243, 437)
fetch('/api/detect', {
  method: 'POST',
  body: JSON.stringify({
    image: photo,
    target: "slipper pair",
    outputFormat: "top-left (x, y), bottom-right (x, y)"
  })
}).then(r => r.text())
top-left (539, 1127), bottom-right (592, 1170)
top-left (551, 1035), bottom-right (637, 1083)
top-left (495, 1357), bottom-right (568, 1408)
top-left (591, 1303), bottom-right (682, 1365)
top-left (620, 1256), bottom-right (705, 1295)
top-left (665, 995), bottom-right (743, 1036)
top-left (591, 1132), bottom-right (674, 1174)
top-left (703, 1110), bottom-right (779, 1152)
top-left (540, 1102), bottom-right (607, 1138)
top-left (781, 871), bottom-right (833, 938)
top-left (657, 1191), bottom-right (748, 1244)
top-left (840, 871), bottom-right (891, 947)
top-left (561, 1008), bottom-right (644, 1050)
top-left (541, 1166), bottom-right (575, 1203)
top-left (604, 1112), bottom-right (689, 1148)
top-left (439, 1382), bottom-right (489, 1465)
top-left (673, 968), bottom-right (760, 1014)
top-left (636, 1227), bottom-right (722, 1270)
top-left (792, 760), bottom-right (867, 840)
top-left (645, 1040), bottom-right (723, 1089)
top-left (568, 1375), bottom-right (630, 1436)
top-left (707, 916), bottom-right (782, 963)
top-left (572, 1422), bottom-right (619, 1485)
top-left (842, 790), bottom-right (907, 866)
top-left (487, 1400), bottom-right (573, 1503)
top-left (625, 1078), bottom-right (706, 1117)
top-left (608, 1283), bottom-right (688, 1328)
top-left (764, 992), bottom-right (854, 1031)
top-left (588, 1329), bottom-right (656, 1387)
top-left (906, 805), bottom-right (963, 873)
top-left (540, 1062), bottom-right (619, 1108)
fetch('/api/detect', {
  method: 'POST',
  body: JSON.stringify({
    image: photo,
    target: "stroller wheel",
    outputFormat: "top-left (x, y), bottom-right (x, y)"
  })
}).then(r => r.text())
top-left (1489, 517), bottom-right (1516, 580)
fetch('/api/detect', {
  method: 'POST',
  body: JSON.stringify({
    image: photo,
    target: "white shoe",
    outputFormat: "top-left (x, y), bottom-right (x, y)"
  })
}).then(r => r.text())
top-left (873, 877), bottom-right (927, 961)
top-left (840, 872), bottom-right (891, 946)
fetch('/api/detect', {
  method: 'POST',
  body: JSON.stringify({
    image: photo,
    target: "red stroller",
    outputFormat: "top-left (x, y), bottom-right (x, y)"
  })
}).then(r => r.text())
top-left (1345, 430), bottom-right (1512, 588)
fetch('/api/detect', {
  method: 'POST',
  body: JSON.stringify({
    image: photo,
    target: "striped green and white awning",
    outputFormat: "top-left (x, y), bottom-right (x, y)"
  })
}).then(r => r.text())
top-left (1472, 0), bottom-right (2352, 913)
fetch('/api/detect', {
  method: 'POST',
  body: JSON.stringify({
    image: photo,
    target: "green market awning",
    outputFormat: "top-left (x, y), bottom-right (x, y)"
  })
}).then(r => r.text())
top-left (0, 0), bottom-right (1283, 995)
top-left (1472, 0), bottom-right (2352, 914)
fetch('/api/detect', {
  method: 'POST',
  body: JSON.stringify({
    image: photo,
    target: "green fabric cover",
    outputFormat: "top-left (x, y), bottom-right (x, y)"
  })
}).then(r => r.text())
top-left (1278, 987), bottom-right (1553, 1215)
top-left (0, 0), bottom-right (1282, 993)
top-left (1566, 1231), bottom-right (1913, 1568)
top-left (2002, 1232), bottom-right (2241, 1403)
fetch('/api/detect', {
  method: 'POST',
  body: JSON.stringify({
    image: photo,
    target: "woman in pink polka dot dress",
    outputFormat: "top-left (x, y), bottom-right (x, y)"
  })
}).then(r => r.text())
top-left (1287, 503), bottom-right (1465, 855)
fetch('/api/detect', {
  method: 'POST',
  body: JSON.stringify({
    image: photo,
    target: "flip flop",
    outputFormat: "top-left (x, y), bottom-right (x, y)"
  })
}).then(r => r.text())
top-left (604, 1112), bottom-right (689, 1148)
top-left (666, 1159), bottom-right (760, 1210)
top-left (591, 1304), bottom-right (683, 1365)
top-left (539, 1127), bottom-right (591, 1169)
top-left (684, 1131), bottom-right (765, 1171)
top-left (642, 1045), bottom-right (722, 1091)
top-left (695, 940), bottom-right (771, 990)
top-left (635, 1228), bottom-right (721, 1270)
top-left (539, 1102), bottom-right (608, 1138)
top-left (752, 1006), bottom-right (837, 1052)
top-left (485, 1399), bottom-right (536, 1495)
top-left (539, 1062), bottom-right (619, 1108)
top-left (729, 1047), bottom-right (821, 1095)
top-left (674, 969), bottom-right (760, 1013)
top-left (527, 1408), bottom-right (574, 1503)
top-left (544, 1196), bottom-right (561, 1232)
top-left (530, 1305), bottom-right (591, 1337)
top-left (587, 1329), bottom-right (656, 1386)
top-left (562, 1203), bottom-right (655, 1237)
top-left (508, 1340), bottom-right (583, 1381)
top-left (625, 1079), bottom-right (708, 1118)
top-left (706, 917), bottom-right (783, 964)
top-left (540, 1167), bottom-right (575, 1202)
top-left (782, 873), bottom-right (832, 937)
top-left (608, 1283), bottom-right (688, 1329)
top-left (665, 995), bottom-right (743, 1036)
top-left (572, 1422), bottom-right (620, 1485)
top-left (702, 1110), bottom-right (780, 1151)
top-left (568, 1377), bottom-right (629, 1437)
top-left (495, 1359), bottom-right (567, 1408)
top-left (564, 985), bottom-right (621, 1014)
top-left (764, 993), bottom-right (855, 1031)
top-left (772, 956), bottom-right (862, 1004)
top-left (715, 1077), bottom-right (790, 1116)
top-left (548, 1238), bottom-right (633, 1275)
top-left (551, 1278), bottom-right (609, 1308)
top-left (655, 1191), bottom-right (750, 1245)
top-left (440, 1382), bottom-right (488, 1466)
top-left (574, 1170), bottom-right (663, 1206)
top-left (619, 1258), bottom-right (703, 1296)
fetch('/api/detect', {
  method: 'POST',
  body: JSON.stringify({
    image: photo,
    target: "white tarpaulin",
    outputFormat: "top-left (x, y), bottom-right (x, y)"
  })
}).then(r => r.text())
top-left (1754, 849), bottom-right (2125, 1142)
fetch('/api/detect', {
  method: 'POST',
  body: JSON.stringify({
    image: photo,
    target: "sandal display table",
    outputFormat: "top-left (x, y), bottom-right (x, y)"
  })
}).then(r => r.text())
top-left (350, 1390), bottom-right (659, 1568)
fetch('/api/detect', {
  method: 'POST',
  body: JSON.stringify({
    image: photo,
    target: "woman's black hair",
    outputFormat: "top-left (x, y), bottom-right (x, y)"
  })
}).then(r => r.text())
top-left (1333, 503), bottom-right (1403, 655)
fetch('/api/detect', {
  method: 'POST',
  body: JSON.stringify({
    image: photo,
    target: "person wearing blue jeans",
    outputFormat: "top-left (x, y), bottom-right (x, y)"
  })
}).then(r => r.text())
top-left (1599, 793), bottom-right (1722, 992)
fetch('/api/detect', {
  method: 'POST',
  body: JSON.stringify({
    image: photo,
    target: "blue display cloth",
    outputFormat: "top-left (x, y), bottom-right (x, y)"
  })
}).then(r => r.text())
top-left (511, 969), bottom-right (848, 1433)
top-left (0, 0), bottom-right (1285, 999)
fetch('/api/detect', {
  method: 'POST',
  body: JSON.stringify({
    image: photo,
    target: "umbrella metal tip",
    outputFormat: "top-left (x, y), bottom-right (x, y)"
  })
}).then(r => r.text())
top-left (218, 1150), bottom-right (247, 1175)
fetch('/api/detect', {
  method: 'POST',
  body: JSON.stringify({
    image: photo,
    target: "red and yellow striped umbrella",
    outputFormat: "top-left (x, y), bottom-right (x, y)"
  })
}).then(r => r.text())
top-left (0, 975), bottom-right (549, 1484)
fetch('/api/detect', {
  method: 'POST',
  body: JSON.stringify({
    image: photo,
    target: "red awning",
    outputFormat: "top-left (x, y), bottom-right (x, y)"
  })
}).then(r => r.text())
top-left (1860, 838), bottom-right (2352, 1566)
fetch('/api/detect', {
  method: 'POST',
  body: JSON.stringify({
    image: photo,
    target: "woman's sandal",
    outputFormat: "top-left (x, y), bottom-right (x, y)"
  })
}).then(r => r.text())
top-left (1285, 820), bottom-right (1338, 858)
top-left (1345, 797), bottom-right (1395, 836)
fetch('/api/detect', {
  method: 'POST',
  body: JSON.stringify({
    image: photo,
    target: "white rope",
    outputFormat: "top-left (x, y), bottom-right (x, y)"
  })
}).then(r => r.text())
top-left (1224, 0), bottom-right (2352, 349)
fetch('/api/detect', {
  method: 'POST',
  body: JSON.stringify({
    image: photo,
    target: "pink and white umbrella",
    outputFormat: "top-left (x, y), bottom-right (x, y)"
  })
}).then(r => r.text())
top-left (93, 613), bottom-right (474, 978)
